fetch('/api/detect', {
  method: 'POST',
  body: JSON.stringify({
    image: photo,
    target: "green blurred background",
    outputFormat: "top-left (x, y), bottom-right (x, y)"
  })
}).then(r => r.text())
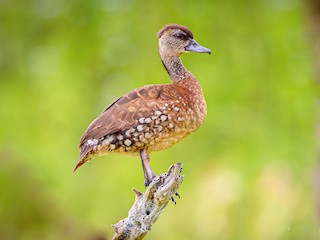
top-left (0, 0), bottom-right (318, 239)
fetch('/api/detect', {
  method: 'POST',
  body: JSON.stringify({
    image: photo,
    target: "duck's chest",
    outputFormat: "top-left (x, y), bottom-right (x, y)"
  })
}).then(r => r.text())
top-left (147, 80), bottom-right (207, 152)
top-left (174, 78), bottom-right (207, 126)
top-left (165, 93), bottom-right (206, 132)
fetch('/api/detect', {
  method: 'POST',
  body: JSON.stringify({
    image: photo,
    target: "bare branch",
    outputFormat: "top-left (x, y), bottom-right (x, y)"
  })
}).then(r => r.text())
top-left (112, 162), bottom-right (184, 240)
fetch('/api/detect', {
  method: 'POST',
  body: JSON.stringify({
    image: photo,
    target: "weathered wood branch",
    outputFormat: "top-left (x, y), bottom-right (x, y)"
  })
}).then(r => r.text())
top-left (112, 162), bottom-right (184, 240)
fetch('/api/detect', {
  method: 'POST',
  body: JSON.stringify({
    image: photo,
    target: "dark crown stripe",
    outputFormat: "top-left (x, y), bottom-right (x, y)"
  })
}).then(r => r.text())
top-left (157, 24), bottom-right (193, 39)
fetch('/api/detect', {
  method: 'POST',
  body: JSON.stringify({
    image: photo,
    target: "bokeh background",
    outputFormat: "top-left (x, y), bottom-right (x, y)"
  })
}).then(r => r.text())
top-left (0, 0), bottom-right (318, 239)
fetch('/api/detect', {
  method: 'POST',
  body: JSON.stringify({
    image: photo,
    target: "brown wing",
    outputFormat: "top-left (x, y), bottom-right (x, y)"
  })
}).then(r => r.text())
top-left (79, 84), bottom-right (179, 148)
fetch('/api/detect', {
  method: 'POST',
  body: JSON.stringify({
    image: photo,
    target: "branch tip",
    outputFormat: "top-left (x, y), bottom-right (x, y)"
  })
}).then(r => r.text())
top-left (132, 188), bottom-right (143, 197)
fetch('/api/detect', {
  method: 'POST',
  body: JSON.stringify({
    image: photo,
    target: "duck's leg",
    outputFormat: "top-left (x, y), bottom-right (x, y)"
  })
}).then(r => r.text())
top-left (140, 149), bottom-right (156, 187)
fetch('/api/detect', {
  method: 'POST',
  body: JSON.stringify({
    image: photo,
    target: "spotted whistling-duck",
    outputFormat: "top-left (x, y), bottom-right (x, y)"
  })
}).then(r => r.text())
top-left (74, 24), bottom-right (211, 186)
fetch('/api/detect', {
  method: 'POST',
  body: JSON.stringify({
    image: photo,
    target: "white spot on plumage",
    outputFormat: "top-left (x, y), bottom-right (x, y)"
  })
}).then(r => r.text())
top-left (133, 132), bottom-right (139, 137)
top-left (124, 139), bottom-right (132, 146)
top-left (145, 118), bottom-right (152, 124)
top-left (87, 139), bottom-right (98, 146)
top-left (139, 118), bottom-right (145, 123)
top-left (139, 135), bottom-right (145, 141)
top-left (160, 115), bottom-right (167, 122)
top-left (139, 135), bottom-right (148, 143)
top-left (137, 125), bottom-right (144, 131)
top-left (102, 135), bottom-right (114, 145)
top-left (174, 107), bottom-right (180, 112)
top-left (125, 128), bottom-right (134, 137)
top-left (154, 110), bottom-right (162, 116)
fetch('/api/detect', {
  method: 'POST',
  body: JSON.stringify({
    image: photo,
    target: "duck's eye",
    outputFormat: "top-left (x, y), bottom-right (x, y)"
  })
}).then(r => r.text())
top-left (174, 33), bottom-right (186, 40)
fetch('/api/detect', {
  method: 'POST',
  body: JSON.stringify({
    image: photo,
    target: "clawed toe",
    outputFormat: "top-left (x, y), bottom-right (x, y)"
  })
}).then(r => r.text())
top-left (144, 179), bottom-right (151, 187)
top-left (144, 178), bottom-right (152, 187)
top-left (175, 192), bottom-right (180, 198)
top-left (144, 175), bottom-right (156, 187)
top-left (171, 192), bottom-right (181, 204)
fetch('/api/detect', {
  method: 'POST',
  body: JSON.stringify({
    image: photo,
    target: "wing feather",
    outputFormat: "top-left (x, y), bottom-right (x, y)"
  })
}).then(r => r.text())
top-left (79, 84), bottom-right (178, 148)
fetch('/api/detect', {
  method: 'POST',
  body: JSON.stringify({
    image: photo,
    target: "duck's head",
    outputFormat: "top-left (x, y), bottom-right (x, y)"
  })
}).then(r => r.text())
top-left (157, 24), bottom-right (211, 58)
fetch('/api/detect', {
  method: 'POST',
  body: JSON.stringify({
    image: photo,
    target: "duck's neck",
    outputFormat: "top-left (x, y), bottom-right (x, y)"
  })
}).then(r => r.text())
top-left (161, 55), bottom-right (191, 83)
